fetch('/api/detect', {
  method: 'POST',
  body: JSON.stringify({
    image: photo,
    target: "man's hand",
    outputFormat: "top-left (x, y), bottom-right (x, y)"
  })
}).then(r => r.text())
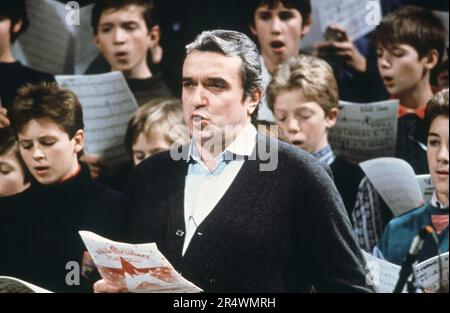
top-left (93, 279), bottom-right (126, 293)
top-left (0, 108), bottom-right (10, 129)
top-left (80, 153), bottom-right (106, 180)
top-left (314, 24), bottom-right (367, 73)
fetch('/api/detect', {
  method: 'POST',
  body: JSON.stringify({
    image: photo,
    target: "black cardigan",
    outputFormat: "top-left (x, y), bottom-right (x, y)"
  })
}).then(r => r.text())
top-left (112, 135), bottom-right (372, 293)
top-left (0, 163), bottom-right (120, 292)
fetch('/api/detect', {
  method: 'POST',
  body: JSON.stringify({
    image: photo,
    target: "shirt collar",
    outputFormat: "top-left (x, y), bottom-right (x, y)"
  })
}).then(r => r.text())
top-left (431, 191), bottom-right (449, 210)
top-left (187, 122), bottom-right (257, 163)
top-left (398, 104), bottom-right (426, 119)
top-left (312, 145), bottom-right (336, 166)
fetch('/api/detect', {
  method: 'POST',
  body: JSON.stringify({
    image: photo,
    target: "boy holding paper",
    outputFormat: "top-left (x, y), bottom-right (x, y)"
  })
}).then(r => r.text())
top-left (0, 83), bottom-right (120, 292)
top-left (373, 6), bottom-right (447, 174)
top-left (266, 54), bottom-right (364, 216)
top-left (376, 89), bottom-right (449, 266)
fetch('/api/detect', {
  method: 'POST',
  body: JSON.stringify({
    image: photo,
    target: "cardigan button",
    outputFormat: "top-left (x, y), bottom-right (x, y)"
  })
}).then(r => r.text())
top-left (175, 229), bottom-right (185, 237)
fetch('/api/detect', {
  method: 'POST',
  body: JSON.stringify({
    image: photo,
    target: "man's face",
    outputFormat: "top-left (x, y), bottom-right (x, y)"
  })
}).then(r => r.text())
top-left (273, 89), bottom-right (337, 153)
top-left (377, 44), bottom-right (433, 97)
top-left (427, 115), bottom-right (449, 204)
top-left (94, 5), bottom-right (157, 78)
top-left (0, 148), bottom-right (28, 197)
top-left (182, 51), bottom-right (259, 147)
top-left (17, 118), bottom-right (83, 185)
top-left (132, 132), bottom-right (171, 166)
top-left (251, 3), bottom-right (310, 72)
top-left (0, 17), bottom-right (12, 61)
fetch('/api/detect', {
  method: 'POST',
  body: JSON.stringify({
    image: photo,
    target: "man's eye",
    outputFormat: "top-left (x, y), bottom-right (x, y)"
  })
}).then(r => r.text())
top-left (183, 82), bottom-right (195, 89)
top-left (100, 27), bottom-right (111, 33)
top-left (208, 83), bottom-right (225, 90)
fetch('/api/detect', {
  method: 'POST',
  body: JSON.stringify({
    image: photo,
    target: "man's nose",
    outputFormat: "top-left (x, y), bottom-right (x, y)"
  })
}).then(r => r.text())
top-left (192, 86), bottom-right (208, 108)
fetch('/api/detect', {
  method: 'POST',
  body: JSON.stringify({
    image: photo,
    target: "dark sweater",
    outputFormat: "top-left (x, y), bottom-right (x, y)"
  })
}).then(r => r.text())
top-left (0, 62), bottom-right (54, 110)
top-left (330, 156), bottom-right (365, 218)
top-left (396, 113), bottom-right (429, 175)
top-left (126, 73), bottom-right (172, 106)
top-left (0, 163), bottom-right (120, 293)
top-left (112, 135), bottom-right (372, 293)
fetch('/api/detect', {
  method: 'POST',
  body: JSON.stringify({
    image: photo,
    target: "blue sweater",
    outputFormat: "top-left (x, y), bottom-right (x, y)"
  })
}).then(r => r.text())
top-left (378, 203), bottom-right (449, 265)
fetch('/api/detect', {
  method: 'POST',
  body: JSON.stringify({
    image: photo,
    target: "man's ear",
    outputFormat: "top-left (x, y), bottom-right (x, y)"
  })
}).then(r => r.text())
top-left (325, 108), bottom-right (339, 129)
top-left (423, 49), bottom-right (440, 71)
top-left (247, 89), bottom-right (263, 116)
top-left (148, 25), bottom-right (161, 48)
top-left (73, 130), bottom-right (85, 154)
top-left (301, 15), bottom-right (312, 38)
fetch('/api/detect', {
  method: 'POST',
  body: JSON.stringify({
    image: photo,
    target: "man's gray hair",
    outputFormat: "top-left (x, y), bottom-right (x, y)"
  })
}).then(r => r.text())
top-left (186, 30), bottom-right (262, 122)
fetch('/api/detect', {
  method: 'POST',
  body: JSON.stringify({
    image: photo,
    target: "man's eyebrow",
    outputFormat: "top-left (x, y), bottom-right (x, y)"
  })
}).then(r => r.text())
top-left (206, 77), bottom-right (229, 85)
top-left (428, 133), bottom-right (440, 138)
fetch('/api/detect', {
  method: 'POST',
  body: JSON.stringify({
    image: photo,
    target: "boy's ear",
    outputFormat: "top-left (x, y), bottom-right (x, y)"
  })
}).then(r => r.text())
top-left (12, 19), bottom-right (23, 35)
top-left (250, 23), bottom-right (258, 38)
top-left (301, 15), bottom-right (312, 38)
top-left (325, 108), bottom-right (339, 129)
top-left (148, 25), bottom-right (161, 48)
top-left (93, 33), bottom-right (101, 50)
top-left (73, 130), bottom-right (85, 154)
top-left (423, 49), bottom-right (440, 71)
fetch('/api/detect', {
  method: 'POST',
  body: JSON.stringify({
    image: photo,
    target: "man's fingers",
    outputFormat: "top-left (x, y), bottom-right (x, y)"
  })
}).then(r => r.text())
top-left (93, 280), bottom-right (125, 293)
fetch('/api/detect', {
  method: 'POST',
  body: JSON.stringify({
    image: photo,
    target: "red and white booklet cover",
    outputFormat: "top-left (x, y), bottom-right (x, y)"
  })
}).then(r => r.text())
top-left (79, 231), bottom-right (203, 293)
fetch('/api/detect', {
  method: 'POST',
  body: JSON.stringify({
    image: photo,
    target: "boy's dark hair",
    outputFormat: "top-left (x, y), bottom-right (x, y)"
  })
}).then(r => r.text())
top-left (425, 89), bottom-right (449, 135)
top-left (0, 0), bottom-right (29, 43)
top-left (373, 5), bottom-right (447, 65)
top-left (9, 83), bottom-right (84, 139)
top-left (91, 0), bottom-right (158, 34)
top-left (248, 0), bottom-right (311, 27)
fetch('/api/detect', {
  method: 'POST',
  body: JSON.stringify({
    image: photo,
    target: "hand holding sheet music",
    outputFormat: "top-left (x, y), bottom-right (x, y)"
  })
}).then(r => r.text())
top-left (79, 231), bottom-right (203, 293)
top-left (363, 251), bottom-right (449, 293)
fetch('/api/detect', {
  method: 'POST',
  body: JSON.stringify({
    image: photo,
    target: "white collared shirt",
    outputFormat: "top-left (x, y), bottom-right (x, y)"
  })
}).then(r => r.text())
top-left (431, 191), bottom-right (449, 210)
top-left (182, 123), bottom-right (257, 256)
